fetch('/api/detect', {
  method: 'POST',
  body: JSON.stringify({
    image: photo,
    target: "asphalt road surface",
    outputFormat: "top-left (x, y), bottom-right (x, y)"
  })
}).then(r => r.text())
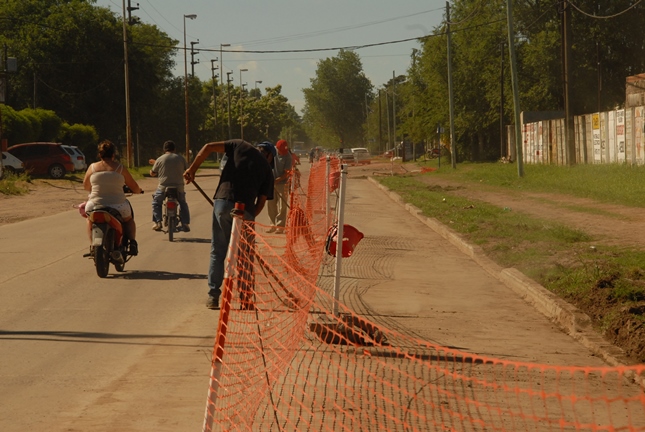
top-left (0, 171), bottom-right (232, 431)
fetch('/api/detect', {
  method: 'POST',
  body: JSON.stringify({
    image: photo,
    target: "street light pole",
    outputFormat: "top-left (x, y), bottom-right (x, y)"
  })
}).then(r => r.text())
top-left (226, 71), bottom-right (233, 139)
top-left (239, 68), bottom-right (248, 140)
top-left (255, 80), bottom-right (262, 91)
top-left (183, 13), bottom-right (197, 163)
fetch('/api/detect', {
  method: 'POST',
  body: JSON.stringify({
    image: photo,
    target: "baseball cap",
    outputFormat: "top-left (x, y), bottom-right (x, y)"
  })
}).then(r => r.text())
top-left (256, 141), bottom-right (276, 157)
top-left (275, 139), bottom-right (289, 155)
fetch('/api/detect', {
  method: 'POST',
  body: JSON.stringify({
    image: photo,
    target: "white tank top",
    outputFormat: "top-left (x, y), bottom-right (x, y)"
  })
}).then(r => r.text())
top-left (87, 163), bottom-right (126, 207)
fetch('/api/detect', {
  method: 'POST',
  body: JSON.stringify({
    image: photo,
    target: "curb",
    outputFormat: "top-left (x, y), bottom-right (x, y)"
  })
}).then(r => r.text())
top-left (368, 176), bottom-right (642, 377)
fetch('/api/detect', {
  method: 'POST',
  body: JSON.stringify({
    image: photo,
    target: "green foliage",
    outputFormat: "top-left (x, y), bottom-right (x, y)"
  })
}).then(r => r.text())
top-left (302, 50), bottom-right (373, 149)
top-left (1, 105), bottom-right (35, 144)
top-left (59, 122), bottom-right (99, 158)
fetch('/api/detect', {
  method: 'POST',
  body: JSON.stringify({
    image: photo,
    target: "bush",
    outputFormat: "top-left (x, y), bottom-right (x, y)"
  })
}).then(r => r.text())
top-left (59, 123), bottom-right (99, 157)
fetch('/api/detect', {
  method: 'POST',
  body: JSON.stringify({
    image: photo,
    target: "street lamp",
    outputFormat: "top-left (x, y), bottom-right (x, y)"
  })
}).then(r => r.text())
top-left (183, 13), bottom-right (197, 162)
top-left (239, 68), bottom-right (248, 140)
top-left (255, 80), bottom-right (262, 90)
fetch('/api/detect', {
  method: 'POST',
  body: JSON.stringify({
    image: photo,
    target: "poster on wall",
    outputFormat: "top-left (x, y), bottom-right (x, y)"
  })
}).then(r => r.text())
top-left (635, 107), bottom-right (644, 164)
top-left (592, 113), bottom-right (601, 163)
top-left (608, 111), bottom-right (616, 163)
top-left (535, 122), bottom-right (544, 163)
top-left (616, 109), bottom-right (626, 163)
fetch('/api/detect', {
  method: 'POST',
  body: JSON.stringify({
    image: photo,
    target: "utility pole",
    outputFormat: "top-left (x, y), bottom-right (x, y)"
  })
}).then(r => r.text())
top-left (211, 59), bottom-right (218, 141)
top-left (562, 0), bottom-right (575, 166)
top-left (392, 71), bottom-right (397, 158)
top-left (127, 0), bottom-right (139, 25)
top-left (385, 90), bottom-right (391, 151)
top-left (226, 71), bottom-right (233, 139)
top-left (447, 2), bottom-right (457, 169)
top-left (378, 90), bottom-right (382, 154)
top-left (506, 0), bottom-right (524, 176)
top-left (500, 42), bottom-right (505, 159)
top-left (190, 40), bottom-right (199, 77)
top-left (121, 0), bottom-right (133, 167)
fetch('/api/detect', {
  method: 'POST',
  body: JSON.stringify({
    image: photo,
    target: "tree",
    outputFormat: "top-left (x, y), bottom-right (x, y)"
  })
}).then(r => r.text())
top-left (302, 50), bottom-right (373, 149)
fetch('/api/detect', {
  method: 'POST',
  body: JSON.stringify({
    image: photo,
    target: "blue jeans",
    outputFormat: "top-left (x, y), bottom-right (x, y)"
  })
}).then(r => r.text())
top-left (152, 188), bottom-right (190, 225)
top-left (208, 199), bottom-right (255, 299)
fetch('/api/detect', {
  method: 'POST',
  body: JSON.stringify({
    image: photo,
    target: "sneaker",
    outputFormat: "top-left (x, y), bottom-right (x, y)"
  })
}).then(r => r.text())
top-left (206, 295), bottom-right (220, 310)
top-left (266, 226), bottom-right (276, 233)
top-left (181, 224), bottom-right (191, 233)
top-left (275, 227), bottom-right (285, 234)
top-left (129, 239), bottom-right (138, 256)
top-left (152, 221), bottom-right (162, 231)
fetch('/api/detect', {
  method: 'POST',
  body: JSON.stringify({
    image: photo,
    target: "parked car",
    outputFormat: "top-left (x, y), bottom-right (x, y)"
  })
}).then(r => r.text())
top-left (338, 149), bottom-right (355, 165)
top-left (2, 151), bottom-right (25, 175)
top-left (7, 142), bottom-right (75, 179)
top-left (351, 147), bottom-right (371, 165)
top-left (61, 145), bottom-right (87, 172)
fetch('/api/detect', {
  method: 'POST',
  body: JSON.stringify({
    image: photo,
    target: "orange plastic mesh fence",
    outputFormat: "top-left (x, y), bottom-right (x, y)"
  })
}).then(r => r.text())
top-left (203, 158), bottom-right (645, 431)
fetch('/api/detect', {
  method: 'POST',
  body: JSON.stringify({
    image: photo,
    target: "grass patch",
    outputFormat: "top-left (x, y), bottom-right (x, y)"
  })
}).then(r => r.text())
top-left (0, 171), bottom-right (32, 195)
top-left (427, 162), bottom-right (645, 208)
top-left (379, 175), bottom-right (591, 271)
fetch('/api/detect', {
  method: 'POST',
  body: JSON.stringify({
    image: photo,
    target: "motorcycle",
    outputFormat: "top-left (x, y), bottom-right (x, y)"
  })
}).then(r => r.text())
top-left (83, 187), bottom-right (143, 278)
top-left (162, 186), bottom-right (181, 242)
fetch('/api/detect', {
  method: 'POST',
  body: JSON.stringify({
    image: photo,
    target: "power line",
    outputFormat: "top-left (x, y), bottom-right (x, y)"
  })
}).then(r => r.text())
top-left (569, 0), bottom-right (643, 19)
top-left (135, 19), bottom-right (506, 56)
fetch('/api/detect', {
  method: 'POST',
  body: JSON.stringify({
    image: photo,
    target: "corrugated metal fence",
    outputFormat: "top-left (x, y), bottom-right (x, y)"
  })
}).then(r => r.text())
top-left (508, 107), bottom-right (645, 165)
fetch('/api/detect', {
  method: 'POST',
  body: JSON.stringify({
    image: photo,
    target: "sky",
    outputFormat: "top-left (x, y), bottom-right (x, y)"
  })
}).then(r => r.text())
top-left (94, 0), bottom-right (447, 113)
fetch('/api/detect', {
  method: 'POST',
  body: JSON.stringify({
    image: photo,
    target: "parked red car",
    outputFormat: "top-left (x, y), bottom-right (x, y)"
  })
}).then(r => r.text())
top-left (7, 142), bottom-right (75, 179)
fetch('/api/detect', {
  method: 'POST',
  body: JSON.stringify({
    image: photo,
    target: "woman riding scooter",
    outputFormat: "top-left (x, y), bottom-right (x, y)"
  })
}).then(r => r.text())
top-left (83, 140), bottom-right (143, 255)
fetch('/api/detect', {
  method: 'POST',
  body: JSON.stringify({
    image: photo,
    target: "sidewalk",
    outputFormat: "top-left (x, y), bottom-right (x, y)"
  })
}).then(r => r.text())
top-left (329, 175), bottom-right (625, 368)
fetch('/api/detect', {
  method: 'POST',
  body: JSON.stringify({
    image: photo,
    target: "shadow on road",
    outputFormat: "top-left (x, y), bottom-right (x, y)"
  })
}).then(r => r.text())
top-left (0, 330), bottom-right (211, 347)
top-left (112, 270), bottom-right (207, 280)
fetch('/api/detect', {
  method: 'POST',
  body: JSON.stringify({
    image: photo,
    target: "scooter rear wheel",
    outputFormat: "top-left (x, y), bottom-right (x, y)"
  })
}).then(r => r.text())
top-left (94, 229), bottom-right (114, 278)
top-left (168, 215), bottom-right (175, 242)
top-left (95, 244), bottom-right (110, 278)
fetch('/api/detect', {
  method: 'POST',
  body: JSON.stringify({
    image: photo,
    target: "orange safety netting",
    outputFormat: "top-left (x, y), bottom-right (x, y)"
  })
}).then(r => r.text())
top-left (203, 157), bottom-right (645, 431)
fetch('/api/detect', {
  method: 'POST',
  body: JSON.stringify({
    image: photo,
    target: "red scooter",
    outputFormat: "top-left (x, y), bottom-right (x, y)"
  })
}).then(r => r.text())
top-left (83, 188), bottom-right (143, 278)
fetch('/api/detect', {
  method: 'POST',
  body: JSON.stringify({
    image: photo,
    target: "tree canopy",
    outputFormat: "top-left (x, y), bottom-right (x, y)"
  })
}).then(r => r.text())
top-left (302, 50), bottom-right (373, 149)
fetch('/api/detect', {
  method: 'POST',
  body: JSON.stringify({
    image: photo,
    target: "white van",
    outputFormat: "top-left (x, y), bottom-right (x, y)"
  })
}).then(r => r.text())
top-left (351, 147), bottom-right (371, 165)
top-left (2, 151), bottom-right (25, 176)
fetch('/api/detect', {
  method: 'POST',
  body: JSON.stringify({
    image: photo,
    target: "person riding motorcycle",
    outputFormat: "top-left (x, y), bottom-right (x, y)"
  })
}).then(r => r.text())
top-left (148, 140), bottom-right (190, 232)
top-left (83, 140), bottom-right (143, 255)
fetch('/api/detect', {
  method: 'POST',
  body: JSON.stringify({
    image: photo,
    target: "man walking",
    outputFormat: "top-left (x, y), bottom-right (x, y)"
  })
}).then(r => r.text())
top-left (266, 139), bottom-right (293, 234)
top-left (183, 139), bottom-right (274, 309)
top-left (149, 140), bottom-right (190, 232)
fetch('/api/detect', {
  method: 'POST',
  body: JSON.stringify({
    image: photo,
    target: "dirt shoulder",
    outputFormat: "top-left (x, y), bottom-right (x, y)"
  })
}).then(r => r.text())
top-left (0, 176), bottom-right (159, 226)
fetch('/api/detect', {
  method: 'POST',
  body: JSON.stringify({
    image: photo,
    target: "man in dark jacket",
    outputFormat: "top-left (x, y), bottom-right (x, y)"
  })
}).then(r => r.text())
top-left (184, 139), bottom-right (274, 309)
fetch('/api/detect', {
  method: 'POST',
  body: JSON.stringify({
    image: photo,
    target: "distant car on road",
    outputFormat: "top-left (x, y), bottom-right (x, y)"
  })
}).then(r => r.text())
top-left (7, 142), bottom-right (75, 179)
top-left (293, 148), bottom-right (309, 159)
top-left (338, 149), bottom-right (355, 165)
